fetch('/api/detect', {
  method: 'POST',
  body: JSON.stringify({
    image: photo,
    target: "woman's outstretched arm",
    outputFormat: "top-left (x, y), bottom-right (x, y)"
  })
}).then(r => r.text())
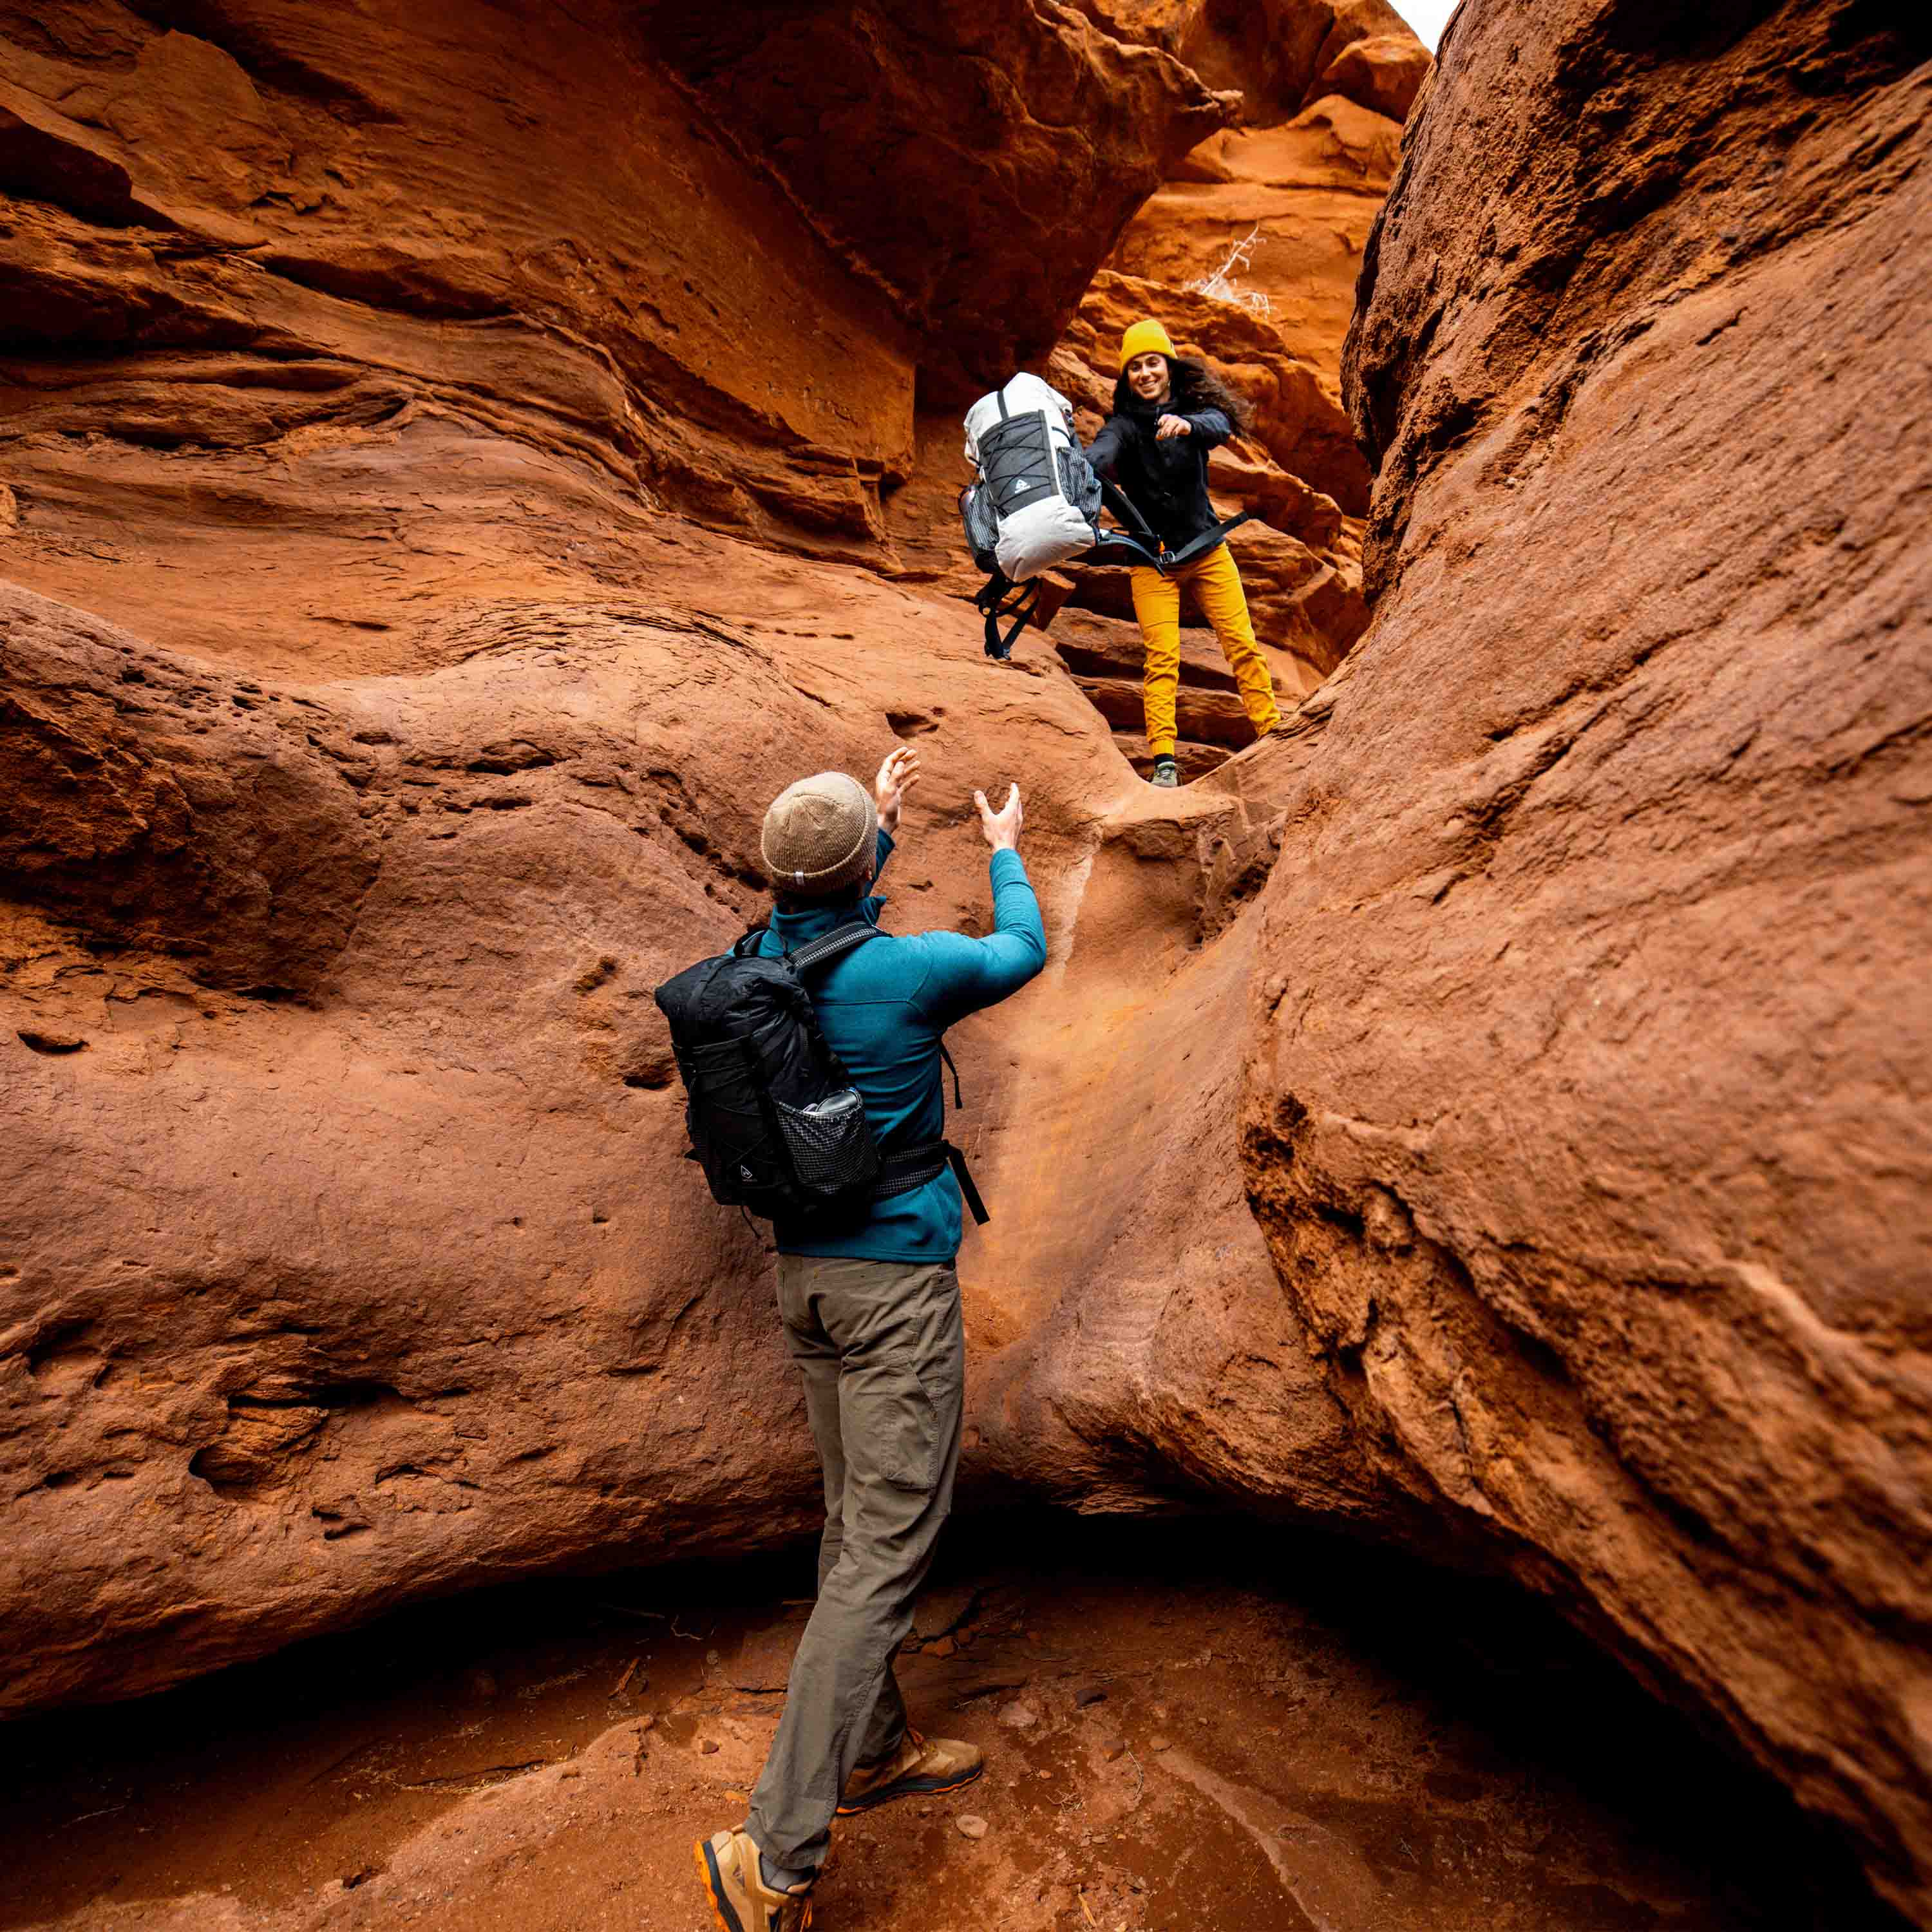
top-left (1086, 415), bottom-right (1128, 477)
top-left (1182, 406), bottom-right (1233, 447)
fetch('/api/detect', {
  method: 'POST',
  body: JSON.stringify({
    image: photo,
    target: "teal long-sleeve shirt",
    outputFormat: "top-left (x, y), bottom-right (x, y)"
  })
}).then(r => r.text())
top-left (753, 829), bottom-right (1046, 1263)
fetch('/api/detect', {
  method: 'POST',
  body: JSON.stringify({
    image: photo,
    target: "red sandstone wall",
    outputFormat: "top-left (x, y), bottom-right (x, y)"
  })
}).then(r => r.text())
top-left (1240, 1), bottom-right (1932, 1917)
top-left (5, 3), bottom-right (1931, 1923)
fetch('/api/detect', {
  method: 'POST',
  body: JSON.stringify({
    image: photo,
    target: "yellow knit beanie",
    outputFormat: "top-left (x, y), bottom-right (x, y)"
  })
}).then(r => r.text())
top-left (1119, 317), bottom-right (1177, 373)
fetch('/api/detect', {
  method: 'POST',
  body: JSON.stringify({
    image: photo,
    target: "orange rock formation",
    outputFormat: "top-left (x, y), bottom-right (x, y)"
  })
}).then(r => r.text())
top-left (1250, 2), bottom-right (1932, 1919)
top-left (5, 1), bottom-right (1931, 1926)
top-left (1034, 0), bottom-right (1427, 772)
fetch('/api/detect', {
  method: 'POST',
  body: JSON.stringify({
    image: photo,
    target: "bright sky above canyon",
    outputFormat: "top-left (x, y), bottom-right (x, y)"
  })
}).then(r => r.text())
top-left (1394, 0), bottom-right (1454, 49)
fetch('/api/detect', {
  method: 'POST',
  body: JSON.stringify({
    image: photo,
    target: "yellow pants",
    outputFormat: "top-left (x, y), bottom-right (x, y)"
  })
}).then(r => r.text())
top-left (1129, 543), bottom-right (1280, 757)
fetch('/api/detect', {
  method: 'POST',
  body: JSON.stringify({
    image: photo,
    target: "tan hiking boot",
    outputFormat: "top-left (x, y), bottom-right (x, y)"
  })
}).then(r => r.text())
top-left (837, 1726), bottom-right (984, 1815)
top-left (694, 1828), bottom-right (813, 1932)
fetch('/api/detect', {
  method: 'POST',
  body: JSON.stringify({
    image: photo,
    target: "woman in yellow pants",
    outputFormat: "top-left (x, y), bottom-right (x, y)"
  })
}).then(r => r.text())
top-left (1085, 318), bottom-right (1280, 786)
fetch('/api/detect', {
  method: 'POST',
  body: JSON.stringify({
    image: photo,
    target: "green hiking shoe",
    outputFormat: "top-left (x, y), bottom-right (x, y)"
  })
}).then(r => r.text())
top-left (695, 1828), bottom-right (813, 1932)
top-left (1150, 755), bottom-right (1180, 788)
top-left (837, 1726), bottom-right (984, 1814)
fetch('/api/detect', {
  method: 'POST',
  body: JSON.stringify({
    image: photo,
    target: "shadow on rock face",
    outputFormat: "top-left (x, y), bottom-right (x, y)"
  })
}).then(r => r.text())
top-left (1, 592), bottom-right (379, 997)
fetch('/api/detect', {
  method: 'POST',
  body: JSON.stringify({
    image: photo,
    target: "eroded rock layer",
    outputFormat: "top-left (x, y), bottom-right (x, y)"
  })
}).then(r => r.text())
top-left (0, 0), bottom-right (1218, 564)
top-left (4, 1), bottom-right (1929, 1926)
top-left (1237, 0), bottom-right (1932, 1918)
top-left (0, 0), bottom-right (1403, 1716)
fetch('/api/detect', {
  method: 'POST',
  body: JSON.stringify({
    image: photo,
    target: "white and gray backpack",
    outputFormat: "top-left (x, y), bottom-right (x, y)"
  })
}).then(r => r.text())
top-left (958, 372), bottom-right (1253, 659)
top-left (963, 375), bottom-right (1102, 581)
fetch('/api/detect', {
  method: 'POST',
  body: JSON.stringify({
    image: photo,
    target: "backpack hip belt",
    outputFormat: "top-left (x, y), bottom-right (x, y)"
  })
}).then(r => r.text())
top-left (874, 1139), bottom-right (989, 1225)
top-left (656, 915), bottom-right (991, 1226)
top-left (773, 930), bottom-right (990, 1224)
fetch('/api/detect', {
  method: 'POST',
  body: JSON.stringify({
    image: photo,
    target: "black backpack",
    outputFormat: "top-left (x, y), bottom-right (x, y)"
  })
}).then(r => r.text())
top-left (654, 920), bottom-right (988, 1227)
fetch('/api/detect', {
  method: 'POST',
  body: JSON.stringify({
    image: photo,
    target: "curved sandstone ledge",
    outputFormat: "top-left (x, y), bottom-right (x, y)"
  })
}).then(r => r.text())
top-left (1, 547), bottom-right (1378, 1716)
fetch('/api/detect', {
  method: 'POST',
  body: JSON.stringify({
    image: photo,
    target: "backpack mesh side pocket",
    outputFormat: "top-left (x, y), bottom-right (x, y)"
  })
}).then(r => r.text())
top-left (960, 481), bottom-right (999, 573)
top-left (1057, 444), bottom-right (1102, 526)
top-left (773, 1086), bottom-right (880, 1198)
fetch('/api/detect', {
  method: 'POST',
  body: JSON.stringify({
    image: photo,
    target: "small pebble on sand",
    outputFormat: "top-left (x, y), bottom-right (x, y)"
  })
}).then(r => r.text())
top-left (699, 1738), bottom-right (719, 1755)
top-left (1149, 1735), bottom-right (1173, 1752)
top-left (957, 1815), bottom-right (989, 1840)
top-left (999, 1701), bottom-right (1039, 1730)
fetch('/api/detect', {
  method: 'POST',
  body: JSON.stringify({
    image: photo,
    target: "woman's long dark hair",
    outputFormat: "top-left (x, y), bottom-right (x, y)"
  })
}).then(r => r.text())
top-left (1112, 354), bottom-right (1251, 434)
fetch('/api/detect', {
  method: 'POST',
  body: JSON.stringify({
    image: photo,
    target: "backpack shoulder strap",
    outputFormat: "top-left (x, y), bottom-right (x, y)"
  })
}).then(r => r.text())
top-left (974, 572), bottom-right (1040, 661)
top-left (787, 920), bottom-right (882, 975)
top-left (1099, 477), bottom-right (1160, 550)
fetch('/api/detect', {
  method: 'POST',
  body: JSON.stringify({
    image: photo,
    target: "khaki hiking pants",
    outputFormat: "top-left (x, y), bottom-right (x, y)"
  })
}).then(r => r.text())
top-left (1129, 541), bottom-right (1281, 757)
top-left (748, 1255), bottom-right (965, 1875)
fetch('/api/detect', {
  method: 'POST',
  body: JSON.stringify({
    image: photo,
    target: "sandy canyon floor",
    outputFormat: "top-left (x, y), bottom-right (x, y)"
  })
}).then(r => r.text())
top-left (0, 1522), bottom-right (1891, 1932)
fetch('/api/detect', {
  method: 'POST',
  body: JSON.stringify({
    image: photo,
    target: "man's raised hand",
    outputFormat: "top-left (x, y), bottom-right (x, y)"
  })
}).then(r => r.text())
top-left (875, 744), bottom-right (922, 836)
top-left (973, 783), bottom-right (1023, 853)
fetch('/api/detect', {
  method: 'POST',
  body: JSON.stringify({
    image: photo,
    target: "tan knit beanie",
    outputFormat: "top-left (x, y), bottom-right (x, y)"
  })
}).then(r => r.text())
top-left (760, 771), bottom-right (878, 897)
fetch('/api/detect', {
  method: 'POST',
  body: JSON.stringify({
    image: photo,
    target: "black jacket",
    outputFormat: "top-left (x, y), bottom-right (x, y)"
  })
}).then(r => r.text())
top-left (1085, 399), bottom-right (1234, 551)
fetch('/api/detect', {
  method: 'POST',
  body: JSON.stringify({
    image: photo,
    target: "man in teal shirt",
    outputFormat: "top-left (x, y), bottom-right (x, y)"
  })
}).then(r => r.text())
top-left (698, 748), bottom-right (1045, 1932)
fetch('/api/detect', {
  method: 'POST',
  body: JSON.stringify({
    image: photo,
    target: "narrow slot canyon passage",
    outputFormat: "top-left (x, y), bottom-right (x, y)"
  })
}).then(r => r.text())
top-left (3, 0), bottom-right (1926, 1926)
top-left (0, 1519), bottom-right (1889, 1932)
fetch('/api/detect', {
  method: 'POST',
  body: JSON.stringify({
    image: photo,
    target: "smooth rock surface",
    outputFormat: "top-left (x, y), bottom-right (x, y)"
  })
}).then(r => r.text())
top-left (636, 0), bottom-right (1231, 397)
top-left (1241, 0), bottom-right (1932, 1918)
